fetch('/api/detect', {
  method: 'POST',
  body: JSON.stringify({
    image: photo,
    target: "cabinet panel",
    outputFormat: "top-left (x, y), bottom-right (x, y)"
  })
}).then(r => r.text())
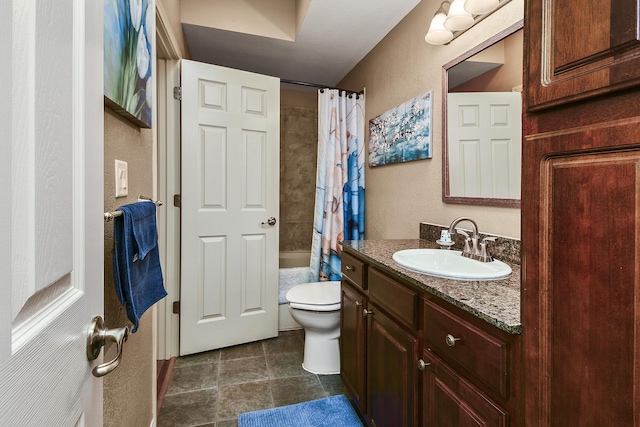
top-left (369, 268), bottom-right (418, 329)
top-left (340, 280), bottom-right (366, 414)
top-left (423, 299), bottom-right (509, 399)
top-left (342, 251), bottom-right (367, 289)
top-left (422, 349), bottom-right (507, 427)
top-left (523, 127), bottom-right (640, 425)
top-left (368, 305), bottom-right (419, 427)
top-left (525, 0), bottom-right (640, 111)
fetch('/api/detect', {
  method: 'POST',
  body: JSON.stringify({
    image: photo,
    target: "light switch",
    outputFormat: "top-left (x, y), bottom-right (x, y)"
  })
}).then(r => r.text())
top-left (115, 160), bottom-right (128, 198)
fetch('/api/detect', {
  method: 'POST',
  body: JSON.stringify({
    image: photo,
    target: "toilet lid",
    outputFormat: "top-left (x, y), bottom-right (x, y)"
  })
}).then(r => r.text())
top-left (285, 281), bottom-right (341, 306)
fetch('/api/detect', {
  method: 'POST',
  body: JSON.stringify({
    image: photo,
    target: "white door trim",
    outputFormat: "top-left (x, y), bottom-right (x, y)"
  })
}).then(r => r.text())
top-left (156, 58), bottom-right (182, 360)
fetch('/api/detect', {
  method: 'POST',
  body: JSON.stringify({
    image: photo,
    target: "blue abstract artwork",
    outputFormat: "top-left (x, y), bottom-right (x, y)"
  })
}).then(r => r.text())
top-left (104, 0), bottom-right (153, 128)
top-left (368, 90), bottom-right (433, 167)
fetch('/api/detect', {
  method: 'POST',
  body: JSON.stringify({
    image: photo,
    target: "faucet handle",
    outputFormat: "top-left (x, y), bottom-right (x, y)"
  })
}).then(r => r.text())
top-left (456, 230), bottom-right (472, 254)
top-left (479, 237), bottom-right (496, 262)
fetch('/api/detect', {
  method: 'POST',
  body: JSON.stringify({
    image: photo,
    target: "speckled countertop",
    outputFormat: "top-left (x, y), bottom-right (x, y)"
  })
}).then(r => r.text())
top-left (342, 239), bottom-right (522, 335)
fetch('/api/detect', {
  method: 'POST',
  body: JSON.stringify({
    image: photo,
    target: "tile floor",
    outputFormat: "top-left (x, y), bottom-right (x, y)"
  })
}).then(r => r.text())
top-left (158, 330), bottom-right (349, 427)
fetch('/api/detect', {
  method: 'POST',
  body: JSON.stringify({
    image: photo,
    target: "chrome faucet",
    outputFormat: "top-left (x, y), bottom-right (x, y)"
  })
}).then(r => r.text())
top-left (446, 217), bottom-right (495, 262)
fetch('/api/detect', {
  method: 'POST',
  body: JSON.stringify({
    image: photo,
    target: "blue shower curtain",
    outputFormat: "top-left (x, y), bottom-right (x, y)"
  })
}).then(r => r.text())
top-left (310, 89), bottom-right (365, 281)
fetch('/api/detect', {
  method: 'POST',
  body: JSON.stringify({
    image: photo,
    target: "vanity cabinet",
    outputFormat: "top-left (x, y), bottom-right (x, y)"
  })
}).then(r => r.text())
top-left (523, 0), bottom-right (640, 425)
top-left (340, 251), bottom-right (521, 427)
top-left (367, 268), bottom-right (419, 427)
top-left (421, 297), bottom-right (514, 427)
top-left (340, 278), bottom-right (367, 414)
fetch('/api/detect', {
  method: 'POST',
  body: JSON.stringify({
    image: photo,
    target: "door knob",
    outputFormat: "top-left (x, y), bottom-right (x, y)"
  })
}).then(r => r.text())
top-left (261, 217), bottom-right (277, 226)
top-left (87, 316), bottom-right (129, 377)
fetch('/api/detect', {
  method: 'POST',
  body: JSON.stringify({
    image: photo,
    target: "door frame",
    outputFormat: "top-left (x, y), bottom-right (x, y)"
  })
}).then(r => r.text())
top-left (156, 3), bottom-right (183, 359)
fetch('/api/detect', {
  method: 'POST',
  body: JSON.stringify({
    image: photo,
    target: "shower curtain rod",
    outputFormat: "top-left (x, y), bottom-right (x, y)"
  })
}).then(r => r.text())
top-left (281, 79), bottom-right (363, 96)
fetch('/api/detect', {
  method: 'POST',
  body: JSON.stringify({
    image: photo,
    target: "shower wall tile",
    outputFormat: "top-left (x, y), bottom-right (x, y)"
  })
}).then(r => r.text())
top-left (280, 221), bottom-right (313, 252)
top-left (280, 104), bottom-right (318, 252)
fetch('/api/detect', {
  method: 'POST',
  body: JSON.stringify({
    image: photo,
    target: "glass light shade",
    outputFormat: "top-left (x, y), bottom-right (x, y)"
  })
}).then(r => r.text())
top-left (464, 0), bottom-right (499, 15)
top-left (444, 0), bottom-right (474, 31)
top-left (425, 12), bottom-right (453, 45)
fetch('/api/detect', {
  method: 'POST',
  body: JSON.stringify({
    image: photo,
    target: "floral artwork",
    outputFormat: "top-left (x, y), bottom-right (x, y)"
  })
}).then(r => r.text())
top-left (104, 0), bottom-right (153, 128)
top-left (368, 90), bottom-right (433, 167)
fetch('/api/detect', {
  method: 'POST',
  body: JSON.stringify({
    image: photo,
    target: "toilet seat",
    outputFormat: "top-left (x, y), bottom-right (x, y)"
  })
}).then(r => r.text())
top-left (286, 281), bottom-right (341, 312)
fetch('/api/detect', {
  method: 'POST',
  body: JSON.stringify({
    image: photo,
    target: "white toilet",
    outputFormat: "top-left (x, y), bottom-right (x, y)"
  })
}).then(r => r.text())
top-left (285, 281), bottom-right (342, 375)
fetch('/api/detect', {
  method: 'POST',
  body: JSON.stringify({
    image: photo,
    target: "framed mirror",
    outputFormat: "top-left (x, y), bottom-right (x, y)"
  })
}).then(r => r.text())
top-left (442, 20), bottom-right (523, 208)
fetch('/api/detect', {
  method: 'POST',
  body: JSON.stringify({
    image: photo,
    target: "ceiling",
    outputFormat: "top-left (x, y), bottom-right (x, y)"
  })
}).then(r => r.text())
top-left (182, 0), bottom-right (423, 89)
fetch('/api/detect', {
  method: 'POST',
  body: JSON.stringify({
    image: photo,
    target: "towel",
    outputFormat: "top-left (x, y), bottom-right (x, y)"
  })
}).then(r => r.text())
top-left (113, 201), bottom-right (167, 332)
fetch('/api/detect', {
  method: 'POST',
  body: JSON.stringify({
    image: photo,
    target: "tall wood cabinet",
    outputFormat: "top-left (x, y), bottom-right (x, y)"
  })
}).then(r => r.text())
top-left (523, 0), bottom-right (640, 425)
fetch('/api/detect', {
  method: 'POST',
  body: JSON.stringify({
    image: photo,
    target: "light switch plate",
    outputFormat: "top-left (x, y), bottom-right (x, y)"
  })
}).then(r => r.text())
top-left (115, 160), bottom-right (128, 198)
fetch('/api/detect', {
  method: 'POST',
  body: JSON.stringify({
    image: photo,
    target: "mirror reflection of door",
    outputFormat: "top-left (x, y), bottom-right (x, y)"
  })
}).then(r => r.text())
top-left (443, 25), bottom-right (523, 207)
top-left (447, 92), bottom-right (521, 199)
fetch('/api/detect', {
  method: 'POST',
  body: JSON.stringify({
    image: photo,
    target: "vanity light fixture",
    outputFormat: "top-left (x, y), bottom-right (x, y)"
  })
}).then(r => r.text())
top-left (425, 1), bottom-right (453, 45)
top-left (444, 0), bottom-right (474, 31)
top-left (425, 0), bottom-right (509, 45)
top-left (464, 0), bottom-right (499, 15)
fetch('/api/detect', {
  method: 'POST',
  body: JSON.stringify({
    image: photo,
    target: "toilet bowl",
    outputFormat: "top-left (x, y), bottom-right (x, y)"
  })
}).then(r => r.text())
top-left (285, 281), bottom-right (342, 374)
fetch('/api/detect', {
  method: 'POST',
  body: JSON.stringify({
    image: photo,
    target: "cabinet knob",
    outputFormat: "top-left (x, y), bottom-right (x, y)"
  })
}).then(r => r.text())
top-left (345, 265), bottom-right (356, 271)
top-left (363, 308), bottom-right (373, 316)
top-left (417, 359), bottom-right (430, 371)
top-left (355, 301), bottom-right (362, 307)
top-left (445, 334), bottom-right (461, 347)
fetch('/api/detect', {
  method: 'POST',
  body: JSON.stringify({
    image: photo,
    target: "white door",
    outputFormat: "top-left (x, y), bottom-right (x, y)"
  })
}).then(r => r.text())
top-left (180, 60), bottom-right (280, 355)
top-left (0, 1), bottom-right (104, 425)
top-left (448, 92), bottom-right (522, 199)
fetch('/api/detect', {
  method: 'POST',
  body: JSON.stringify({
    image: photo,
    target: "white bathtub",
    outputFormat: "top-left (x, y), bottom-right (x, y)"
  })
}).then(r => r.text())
top-left (278, 251), bottom-right (311, 331)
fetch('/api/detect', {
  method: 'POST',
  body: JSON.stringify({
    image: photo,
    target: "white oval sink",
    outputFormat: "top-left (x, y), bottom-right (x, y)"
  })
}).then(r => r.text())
top-left (392, 249), bottom-right (512, 281)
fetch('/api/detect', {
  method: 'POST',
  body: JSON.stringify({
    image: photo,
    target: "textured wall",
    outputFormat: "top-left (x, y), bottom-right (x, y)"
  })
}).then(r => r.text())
top-left (279, 89), bottom-right (317, 252)
top-left (339, 0), bottom-right (524, 239)
top-left (103, 109), bottom-right (155, 427)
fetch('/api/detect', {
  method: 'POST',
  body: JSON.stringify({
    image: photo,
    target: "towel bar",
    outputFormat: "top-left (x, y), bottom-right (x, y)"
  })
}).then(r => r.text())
top-left (104, 196), bottom-right (163, 222)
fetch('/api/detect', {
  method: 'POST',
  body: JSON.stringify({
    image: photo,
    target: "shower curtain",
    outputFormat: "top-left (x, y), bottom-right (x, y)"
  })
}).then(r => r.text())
top-left (310, 89), bottom-right (365, 281)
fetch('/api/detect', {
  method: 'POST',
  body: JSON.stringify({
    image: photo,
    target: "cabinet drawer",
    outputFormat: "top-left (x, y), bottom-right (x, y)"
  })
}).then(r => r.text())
top-left (369, 268), bottom-right (418, 329)
top-left (342, 252), bottom-right (367, 290)
top-left (423, 299), bottom-right (509, 398)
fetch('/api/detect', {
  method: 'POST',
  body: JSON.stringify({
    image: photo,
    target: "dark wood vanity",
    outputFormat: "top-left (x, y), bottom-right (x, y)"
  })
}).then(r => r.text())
top-left (522, 0), bottom-right (640, 425)
top-left (340, 241), bottom-right (523, 427)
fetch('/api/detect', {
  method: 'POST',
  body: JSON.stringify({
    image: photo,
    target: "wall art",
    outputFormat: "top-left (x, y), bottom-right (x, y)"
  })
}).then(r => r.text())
top-left (368, 90), bottom-right (433, 167)
top-left (104, 0), bottom-right (153, 128)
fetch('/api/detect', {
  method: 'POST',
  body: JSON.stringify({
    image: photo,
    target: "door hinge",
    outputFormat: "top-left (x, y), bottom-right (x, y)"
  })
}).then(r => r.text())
top-left (173, 86), bottom-right (182, 101)
top-left (173, 194), bottom-right (181, 208)
top-left (172, 301), bottom-right (180, 314)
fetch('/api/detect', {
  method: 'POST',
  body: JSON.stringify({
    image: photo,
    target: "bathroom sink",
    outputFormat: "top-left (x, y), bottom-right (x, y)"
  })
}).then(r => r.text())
top-left (392, 249), bottom-right (512, 281)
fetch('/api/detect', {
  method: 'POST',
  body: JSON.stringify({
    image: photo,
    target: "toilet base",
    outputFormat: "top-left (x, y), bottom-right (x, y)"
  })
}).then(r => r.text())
top-left (301, 332), bottom-right (340, 375)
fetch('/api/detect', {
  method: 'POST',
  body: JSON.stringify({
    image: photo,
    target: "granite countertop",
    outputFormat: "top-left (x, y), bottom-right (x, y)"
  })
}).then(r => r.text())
top-left (342, 239), bottom-right (522, 335)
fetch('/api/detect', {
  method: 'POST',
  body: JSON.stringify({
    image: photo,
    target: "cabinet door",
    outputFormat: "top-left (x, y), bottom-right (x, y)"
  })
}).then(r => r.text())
top-left (421, 349), bottom-right (507, 427)
top-left (523, 135), bottom-right (640, 426)
top-left (525, 0), bottom-right (640, 111)
top-left (340, 279), bottom-right (367, 414)
top-left (367, 304), bottom-right (419, 427)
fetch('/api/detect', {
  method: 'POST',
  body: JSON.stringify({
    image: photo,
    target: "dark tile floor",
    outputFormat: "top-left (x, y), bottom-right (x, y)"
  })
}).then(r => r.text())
top-left (158, 330), bottom-right (348, 427)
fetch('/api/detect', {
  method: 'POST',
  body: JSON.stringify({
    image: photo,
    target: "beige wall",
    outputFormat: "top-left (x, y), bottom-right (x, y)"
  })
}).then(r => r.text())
top-left (280, 88), bottom-right (318, 252)
top-left (156, 0), bottom-right (190, 58)
top-left (339, 0), bottom-right (524, 239)
top-left (103, 109), bottom-right (155, 427)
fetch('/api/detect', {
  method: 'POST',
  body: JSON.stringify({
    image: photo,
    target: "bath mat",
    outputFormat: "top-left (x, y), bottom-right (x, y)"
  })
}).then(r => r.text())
top-left (237, 394), bottom-right (363, 427)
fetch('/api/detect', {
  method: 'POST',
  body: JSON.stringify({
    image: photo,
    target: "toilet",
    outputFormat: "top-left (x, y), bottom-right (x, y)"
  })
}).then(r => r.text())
top-left (285, 281), bottom-right (342, 374)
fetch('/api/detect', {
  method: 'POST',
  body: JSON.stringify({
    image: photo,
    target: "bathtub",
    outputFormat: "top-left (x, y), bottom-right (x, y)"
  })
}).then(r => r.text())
top-left (278, 251), bottom-right (311, 331)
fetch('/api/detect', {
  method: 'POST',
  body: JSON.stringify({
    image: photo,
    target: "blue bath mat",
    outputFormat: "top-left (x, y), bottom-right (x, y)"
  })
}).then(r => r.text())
top-left (237, 394), bottom-right (363, 427)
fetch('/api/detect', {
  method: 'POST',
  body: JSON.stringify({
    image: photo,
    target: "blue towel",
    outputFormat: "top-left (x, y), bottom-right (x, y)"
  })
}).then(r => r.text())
top-left (113, 201), bottom-right (167, 332)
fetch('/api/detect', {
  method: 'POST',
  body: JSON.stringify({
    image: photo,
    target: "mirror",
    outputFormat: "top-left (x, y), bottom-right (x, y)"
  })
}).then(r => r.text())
top-left (442, 20), bottom-right (523, 208)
